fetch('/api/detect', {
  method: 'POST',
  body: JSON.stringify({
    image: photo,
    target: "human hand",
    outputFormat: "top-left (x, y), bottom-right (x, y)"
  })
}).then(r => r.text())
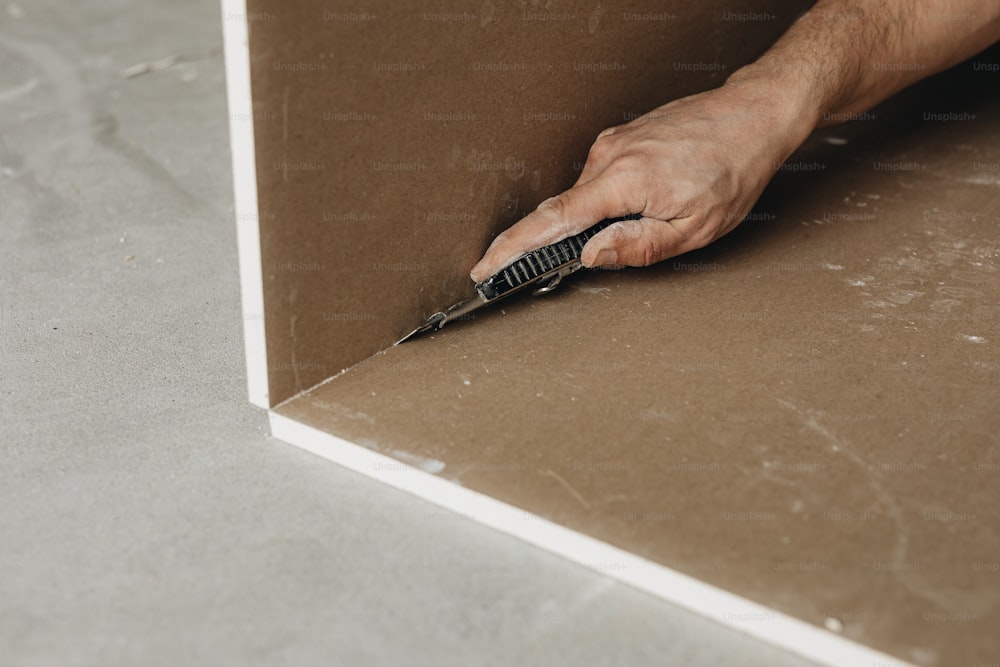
top-left (469, 78), bottom-right (814, 282)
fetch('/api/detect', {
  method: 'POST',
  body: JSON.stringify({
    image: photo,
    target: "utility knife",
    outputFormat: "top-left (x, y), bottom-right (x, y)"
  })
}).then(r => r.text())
top-left (396, 213), bottom-right (639, 344)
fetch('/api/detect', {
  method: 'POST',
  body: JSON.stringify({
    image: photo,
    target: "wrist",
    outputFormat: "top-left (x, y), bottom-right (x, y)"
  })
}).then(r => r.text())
top-left (723, 61), bottom-right (824, 159)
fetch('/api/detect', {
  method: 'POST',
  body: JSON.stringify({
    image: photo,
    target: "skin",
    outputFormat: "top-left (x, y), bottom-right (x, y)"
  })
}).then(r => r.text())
top-left (470, 0), bottom-right (1000, 283)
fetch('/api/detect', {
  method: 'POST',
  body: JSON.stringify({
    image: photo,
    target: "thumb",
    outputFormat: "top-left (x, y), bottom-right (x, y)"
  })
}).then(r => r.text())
top-left (470, 175), bottom-right (638, 283)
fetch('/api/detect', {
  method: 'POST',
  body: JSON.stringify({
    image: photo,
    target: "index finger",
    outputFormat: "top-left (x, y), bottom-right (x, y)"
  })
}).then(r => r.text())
top-left (469, 175), bottom-right (638, 283)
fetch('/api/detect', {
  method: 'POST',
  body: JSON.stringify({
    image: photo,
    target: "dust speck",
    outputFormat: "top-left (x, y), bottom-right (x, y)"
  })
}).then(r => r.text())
top-left (963, 174), bottom-right (1000, 186)
top-left (479, 0), bottom-right (495, 26)
top-left (960, 334), bottom-right (986, 344)
top-left (588, 4), bottom-right (606, 33)
top-left (824, 617), bottom-right (843, 633)
top-left (910, 646), bottom-right (938, 666)
top-left (885, 289), bottom-right (923, 305)
top-left (390, 449), bottom-right (446, 474)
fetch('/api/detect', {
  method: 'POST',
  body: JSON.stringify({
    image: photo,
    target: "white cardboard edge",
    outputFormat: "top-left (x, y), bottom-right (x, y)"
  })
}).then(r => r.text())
top-left (222, 0), bottom-right (269, 408)
top-left (268, 410), bottom-right (915, 667)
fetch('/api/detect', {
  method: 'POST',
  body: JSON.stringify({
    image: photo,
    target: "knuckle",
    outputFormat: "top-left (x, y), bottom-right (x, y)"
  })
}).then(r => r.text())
top-left (586, 138), bottom-right (611, 165)
top-left (588, 126), bottom-right (623, 159)
top-left (596, 125), bottom-right (620, 140)
top-left (536, 194), bottom-right (569, 221)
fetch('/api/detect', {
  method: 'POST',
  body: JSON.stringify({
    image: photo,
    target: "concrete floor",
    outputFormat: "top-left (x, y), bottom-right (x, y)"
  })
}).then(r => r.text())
top-left (0, 2), bottom-right (818, 666)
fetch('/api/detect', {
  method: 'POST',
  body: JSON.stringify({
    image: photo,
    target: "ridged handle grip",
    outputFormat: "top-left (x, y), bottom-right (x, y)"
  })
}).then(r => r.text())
top-left (476, 213), bottom-right (640, 300)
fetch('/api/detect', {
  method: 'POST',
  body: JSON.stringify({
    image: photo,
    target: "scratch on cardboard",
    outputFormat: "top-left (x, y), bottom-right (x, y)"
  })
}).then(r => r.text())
top-left (540, 468), bottom-right (592, 510)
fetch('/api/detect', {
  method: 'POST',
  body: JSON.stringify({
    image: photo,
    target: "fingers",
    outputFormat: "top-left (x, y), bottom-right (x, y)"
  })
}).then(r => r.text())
top-left (469, 175), bottom-right (640, 282)
top-left (581, 215), bottom-right (708, 268)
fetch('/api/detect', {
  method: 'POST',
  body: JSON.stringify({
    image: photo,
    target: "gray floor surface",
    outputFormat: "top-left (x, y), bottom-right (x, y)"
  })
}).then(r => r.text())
top-left (0, 2), bottom-right (818, 666)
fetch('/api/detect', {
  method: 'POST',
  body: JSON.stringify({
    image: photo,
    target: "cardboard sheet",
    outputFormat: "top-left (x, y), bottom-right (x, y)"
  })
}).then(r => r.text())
top-left (245, 0), bottom-right (810, 405)
top-left (274, 65), bottom-right (1000, 665)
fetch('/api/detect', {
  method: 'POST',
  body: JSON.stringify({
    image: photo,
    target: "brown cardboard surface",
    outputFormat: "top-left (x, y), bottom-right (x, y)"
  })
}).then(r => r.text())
top-left (245, 0), bottom-right (811, 406)
top-left (275, 66), bottom-right (1000, 665)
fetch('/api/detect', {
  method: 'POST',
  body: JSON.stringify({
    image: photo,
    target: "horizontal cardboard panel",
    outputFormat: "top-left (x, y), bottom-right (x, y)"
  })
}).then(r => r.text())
top-left (276, 62), bottom-right (1000, 666)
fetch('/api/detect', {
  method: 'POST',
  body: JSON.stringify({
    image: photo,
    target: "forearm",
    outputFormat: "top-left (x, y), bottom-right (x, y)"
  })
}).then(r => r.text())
top-left (728, 0), bottom-right (1000, 130)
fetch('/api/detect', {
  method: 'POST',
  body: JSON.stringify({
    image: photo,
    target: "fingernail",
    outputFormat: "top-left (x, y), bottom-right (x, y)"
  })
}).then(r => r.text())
top-left (590, 248), bottom-right (618, 267)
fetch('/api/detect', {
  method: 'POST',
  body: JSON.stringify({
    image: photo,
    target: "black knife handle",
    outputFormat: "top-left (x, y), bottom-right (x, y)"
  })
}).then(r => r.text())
top-left (476, 213), bottom-right (641, 300)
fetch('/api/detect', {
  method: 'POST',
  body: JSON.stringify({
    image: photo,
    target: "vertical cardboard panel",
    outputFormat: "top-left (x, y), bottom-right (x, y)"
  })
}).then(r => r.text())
top-left (244, 0), bottom-right (810, 406)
